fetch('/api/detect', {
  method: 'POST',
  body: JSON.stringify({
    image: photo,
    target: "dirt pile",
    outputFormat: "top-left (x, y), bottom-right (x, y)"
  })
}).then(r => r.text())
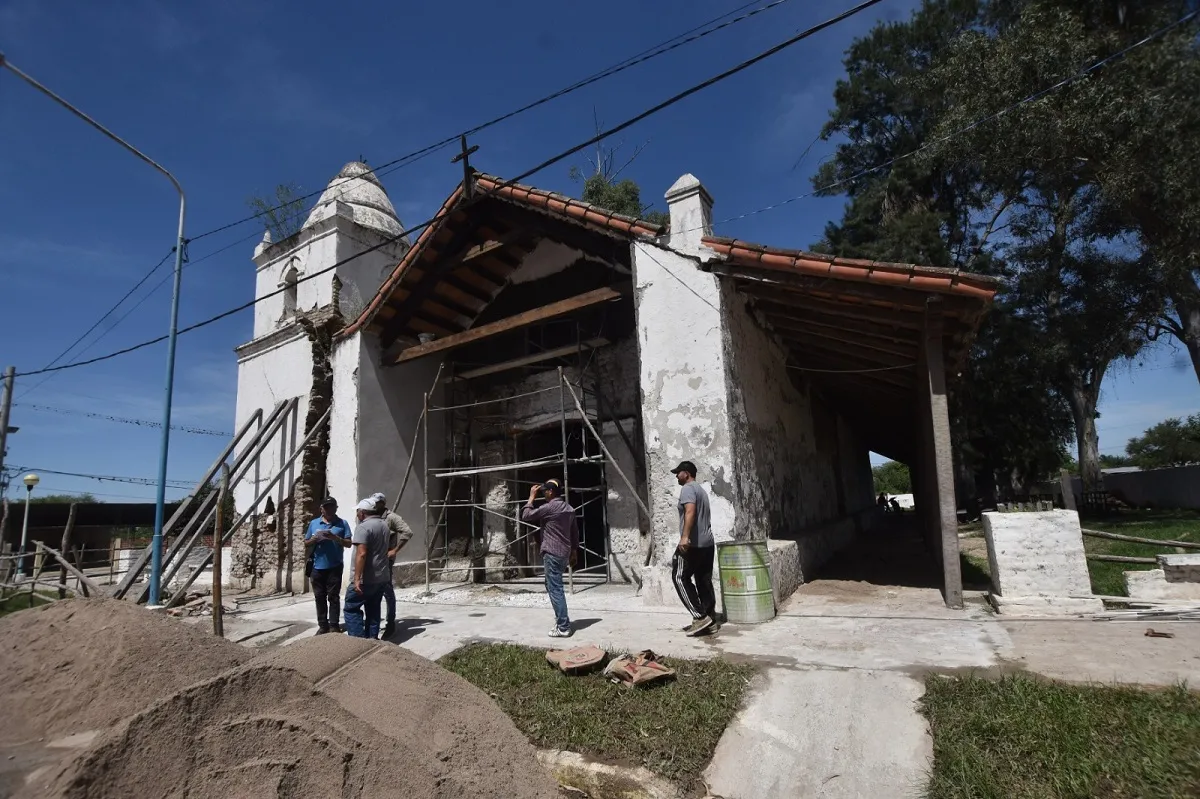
top-left (3, 600), bottom-right (559, 799)
top-left (0, 598), bottom-right (253, 744)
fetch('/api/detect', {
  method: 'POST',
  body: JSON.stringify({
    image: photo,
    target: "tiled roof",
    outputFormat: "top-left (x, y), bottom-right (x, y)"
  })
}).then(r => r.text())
top-left (475, 174), bottom-right (666, 238)
top-left (701, 236), bottom-right (1001, 301)
top-left (341, 174), bottom-right (665, 339)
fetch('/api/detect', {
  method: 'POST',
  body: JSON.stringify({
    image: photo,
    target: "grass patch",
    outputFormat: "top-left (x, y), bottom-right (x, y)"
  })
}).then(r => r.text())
top-left (440, 643), bottom-right (754, 786)
top-left (0, 589), bottom-right (53, 618)
top-left (923, 674), bottom-right (1200, 799)
top-left (1081, 510), bottom-right (1200, 596)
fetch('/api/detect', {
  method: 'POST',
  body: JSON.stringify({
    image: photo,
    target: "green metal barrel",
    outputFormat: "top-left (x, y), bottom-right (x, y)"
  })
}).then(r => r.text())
top-left (717, 541), bottom-right (775, 623)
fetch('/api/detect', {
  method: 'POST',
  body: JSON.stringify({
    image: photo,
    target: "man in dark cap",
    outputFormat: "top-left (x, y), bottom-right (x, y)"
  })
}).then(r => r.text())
top-left (304, 497), bottom-right (351, 634)
top-left (671, 461), bottom-right (715, 636)
top-left (521, 478), bottom-right (579, 638)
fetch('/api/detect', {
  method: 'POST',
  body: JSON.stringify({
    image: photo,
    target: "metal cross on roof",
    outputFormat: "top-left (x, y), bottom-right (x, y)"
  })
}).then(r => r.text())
top-left (451, 135), bottom-right (480, 199)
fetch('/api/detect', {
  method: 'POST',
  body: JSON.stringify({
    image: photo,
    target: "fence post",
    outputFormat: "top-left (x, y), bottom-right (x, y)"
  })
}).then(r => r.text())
top-left (213, 464), bottom-right (229, 637)
top-left (58, 504), bottom-right (77, 600)
top-left (1059, 469), bottom-right (1076, 512)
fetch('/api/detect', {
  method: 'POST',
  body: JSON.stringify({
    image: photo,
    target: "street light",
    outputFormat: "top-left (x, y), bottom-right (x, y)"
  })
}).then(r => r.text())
top-left (17, 472), bottom-right (39, 579)
top-left (1, 54), bottom-right (185, 606)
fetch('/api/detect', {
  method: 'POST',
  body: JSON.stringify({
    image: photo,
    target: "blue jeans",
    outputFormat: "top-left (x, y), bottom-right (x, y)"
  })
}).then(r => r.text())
top-left (383, 578), bottom-right (396, 625)
top-left (543, 553), bottom-right (571, 632)
top-left (343, 582), bottom-right (386, 639)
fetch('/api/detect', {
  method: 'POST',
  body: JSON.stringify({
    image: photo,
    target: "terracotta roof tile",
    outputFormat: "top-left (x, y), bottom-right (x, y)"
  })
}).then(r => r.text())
top-left (701, 236), bottom-right (1001, 302)
top-left (475, 174), bottom-right (666, 239)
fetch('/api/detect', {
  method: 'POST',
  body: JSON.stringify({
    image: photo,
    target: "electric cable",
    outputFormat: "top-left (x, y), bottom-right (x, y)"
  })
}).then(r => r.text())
top-left (11, 0), bottom-right (887, 380)
top-left (188, 0), bottom-right (802, 244)
top-left (14, 403), bottom-right (233, 437)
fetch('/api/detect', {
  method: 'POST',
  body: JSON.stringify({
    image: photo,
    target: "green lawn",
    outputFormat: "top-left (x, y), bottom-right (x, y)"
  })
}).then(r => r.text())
top-left (1080, 510), bottom-right (1200, 596)
top-left (923, 674), bottom-right (1200, 799)
top-left (440, 643), bottom-right (754, 789)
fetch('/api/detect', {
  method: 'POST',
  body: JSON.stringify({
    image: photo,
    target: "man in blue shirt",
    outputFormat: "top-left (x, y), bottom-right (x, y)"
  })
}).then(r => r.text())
top-left (305, 497), bottom-right (351, 634)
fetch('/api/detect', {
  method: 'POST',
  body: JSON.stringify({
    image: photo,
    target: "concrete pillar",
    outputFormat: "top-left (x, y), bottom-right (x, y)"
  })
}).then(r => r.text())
top-left (919, 307), bottom-right (963, 608)
top-left (665, 173), bottom-right (713, 257)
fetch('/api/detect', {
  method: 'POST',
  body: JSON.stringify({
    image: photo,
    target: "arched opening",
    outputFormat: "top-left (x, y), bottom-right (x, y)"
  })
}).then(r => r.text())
top-left (280, 265), bottom-right (299, 321)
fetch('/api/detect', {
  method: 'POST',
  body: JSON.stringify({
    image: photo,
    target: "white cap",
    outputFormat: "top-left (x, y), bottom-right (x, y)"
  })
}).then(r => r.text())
top-left (356, 498), bottom-right (377, 512)
top-left (370, 492), bottom-right (386, 504)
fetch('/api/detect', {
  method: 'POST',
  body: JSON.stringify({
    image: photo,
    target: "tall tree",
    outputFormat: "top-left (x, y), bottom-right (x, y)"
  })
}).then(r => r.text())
top-left (1125, 414), bottom-right (1200, 468)
top-left (926, 0), bottom-right (1172, 488)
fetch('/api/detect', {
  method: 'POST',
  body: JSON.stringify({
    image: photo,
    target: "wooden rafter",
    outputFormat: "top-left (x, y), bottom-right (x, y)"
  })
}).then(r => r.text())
top-left (392, 287), bottom-right (625, 365)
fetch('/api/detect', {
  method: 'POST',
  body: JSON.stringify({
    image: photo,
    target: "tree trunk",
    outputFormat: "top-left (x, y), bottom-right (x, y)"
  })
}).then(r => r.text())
top-left (1067, 383), bottom-right (1102, 493)
top-left (1167, 281), bottom-right (1200, 385)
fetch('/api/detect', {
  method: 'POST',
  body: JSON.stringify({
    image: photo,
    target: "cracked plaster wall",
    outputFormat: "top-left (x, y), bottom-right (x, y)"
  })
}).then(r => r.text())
top-left (631, 241), bottom-right (737, 562)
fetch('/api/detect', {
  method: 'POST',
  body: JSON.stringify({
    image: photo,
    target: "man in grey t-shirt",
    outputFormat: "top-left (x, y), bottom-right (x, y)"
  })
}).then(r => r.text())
top-left (343, 498), bottom-right (392, 639)
top-left (671, 460), bottom-right (716, 636)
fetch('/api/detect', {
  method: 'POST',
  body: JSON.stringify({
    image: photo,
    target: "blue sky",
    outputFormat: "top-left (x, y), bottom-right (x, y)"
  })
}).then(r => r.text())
top-left (1, 0), bottom-right (1195, 500)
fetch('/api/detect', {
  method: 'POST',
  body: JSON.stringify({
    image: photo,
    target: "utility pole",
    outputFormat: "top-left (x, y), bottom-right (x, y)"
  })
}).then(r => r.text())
top-left (0, 366), bottom-right (14, 479)
top-left (1, 54), bottom-right (186, 607)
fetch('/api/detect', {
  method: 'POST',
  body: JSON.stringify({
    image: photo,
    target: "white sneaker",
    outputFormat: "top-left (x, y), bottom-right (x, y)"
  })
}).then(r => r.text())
top-left (548, 626), bottom-right (572, 638)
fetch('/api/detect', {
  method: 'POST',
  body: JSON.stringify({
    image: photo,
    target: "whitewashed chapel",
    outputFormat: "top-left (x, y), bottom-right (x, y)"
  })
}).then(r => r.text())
top-left (232, 161), bottom-right (998, 607)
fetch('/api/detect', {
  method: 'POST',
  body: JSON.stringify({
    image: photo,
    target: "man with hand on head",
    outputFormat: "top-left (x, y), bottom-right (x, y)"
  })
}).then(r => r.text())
top-left (305, 497), bottom-right (351, 635)
top-left (343, 498), bottom-right (392, 639)
top-left (520, 478), bottom-right (578, 638)
top-left (370, 492), bottom-right (414, 639)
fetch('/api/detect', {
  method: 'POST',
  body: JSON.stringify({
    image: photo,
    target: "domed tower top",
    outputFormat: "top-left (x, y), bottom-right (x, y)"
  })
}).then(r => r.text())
top-left (301, 161), bottom-right (404, 237)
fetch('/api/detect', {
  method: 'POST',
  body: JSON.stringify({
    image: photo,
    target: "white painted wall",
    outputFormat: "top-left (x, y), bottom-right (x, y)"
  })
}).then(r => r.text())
top-left (354, 335), bottom-right (445, 565)
top-left (232, 333), bottom-right (311, 515)
top-left (251, 212), bottom-right (409, 340)
top-left (631, 240), bottom-right (737, 562)
top-left (326, 333), bottom-right (362, 513)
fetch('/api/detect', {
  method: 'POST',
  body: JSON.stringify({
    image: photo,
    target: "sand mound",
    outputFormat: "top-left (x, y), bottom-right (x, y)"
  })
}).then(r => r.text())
top-left (0, 598), bottom-right (253, 744)
top-left (5, 601), bottom-right (558, 798)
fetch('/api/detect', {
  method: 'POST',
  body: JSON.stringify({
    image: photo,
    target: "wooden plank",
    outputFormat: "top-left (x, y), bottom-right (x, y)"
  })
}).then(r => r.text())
top-left (451, 339), bottom-right (609, 381)
top-left (741, 288), bottom-right (926, 329)
top-left (1082, 528), bottom-right (1200, 550)
top-left (774, 330), bottom-right (910, 368)
top-left (768, 320), bottom-right (917, 359)
top-left (393, 288), bottom-right (623, 364)
top-left (35, 542), bottom-right (102, 597)
top-left (1086, 554), bottom-right (1158, 564)
top-left (713, 263), bottom-right (978, 316)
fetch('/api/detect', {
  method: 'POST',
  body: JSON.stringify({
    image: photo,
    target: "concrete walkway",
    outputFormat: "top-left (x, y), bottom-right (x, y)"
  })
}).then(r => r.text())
top-left (219, 582), bottom-right (1200, 799)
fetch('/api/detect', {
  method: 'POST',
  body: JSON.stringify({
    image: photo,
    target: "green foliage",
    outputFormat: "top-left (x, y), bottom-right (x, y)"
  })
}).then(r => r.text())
top-left (1082, 510), bottom-right (1200, 595)
top-left (246, 183), bottom-right (307, 243)
top-left (1125, 414), bottom-right (1200, 468)
top-left (1098, 453), bottom-right (1133, 468)
top-left (29, 493), bottom-right (98, 504)
top-left (814, 0), bottom-right (1199, 497)
top-left (571, 169), bottom-right (669, 226)
top-left (872, 461), bottom-right (912, 494)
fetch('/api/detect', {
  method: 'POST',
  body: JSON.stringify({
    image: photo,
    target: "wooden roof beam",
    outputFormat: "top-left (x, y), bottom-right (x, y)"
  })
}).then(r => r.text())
top-left (391, 286), bottom-right (625, 365)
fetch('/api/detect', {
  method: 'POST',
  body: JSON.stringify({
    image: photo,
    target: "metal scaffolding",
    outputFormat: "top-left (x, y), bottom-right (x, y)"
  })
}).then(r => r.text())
top-left (421, 333), bottom-right (614, 595)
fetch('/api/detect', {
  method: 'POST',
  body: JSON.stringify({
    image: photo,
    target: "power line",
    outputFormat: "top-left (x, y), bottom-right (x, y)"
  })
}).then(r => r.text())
top-left (14, 403), bottom-right (233, 437)
top-left (188, 0), bottom-right (801, 244)
top-left (7, 465), bottom-right (196, 488)
top-left (15, 247), bottom-right (177, 400)
top-left (12, 485), bottom-right (188, 501)
top-left (11, 0), bottom-right (886, 380)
